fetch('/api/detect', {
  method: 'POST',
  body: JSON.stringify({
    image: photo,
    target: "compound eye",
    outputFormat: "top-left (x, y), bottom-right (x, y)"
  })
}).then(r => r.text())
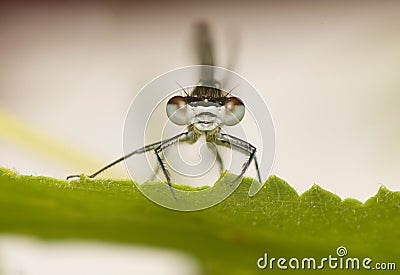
top-left (222, 97), bottom-right (245, 126)
top-left (166, 96), bottom-right (189, 125)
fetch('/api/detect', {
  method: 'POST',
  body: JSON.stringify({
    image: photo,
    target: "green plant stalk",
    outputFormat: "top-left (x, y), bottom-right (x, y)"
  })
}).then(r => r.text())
top-left (0, 167), bottom-right (399, 274)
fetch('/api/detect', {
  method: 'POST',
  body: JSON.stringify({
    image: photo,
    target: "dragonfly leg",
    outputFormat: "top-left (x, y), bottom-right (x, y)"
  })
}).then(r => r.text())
top-left (154, 131), bottom-right (193, 199)
top-left (215, 133), bottom-right (261, 186)
top-left (66, 140), bottom-right (162, 180)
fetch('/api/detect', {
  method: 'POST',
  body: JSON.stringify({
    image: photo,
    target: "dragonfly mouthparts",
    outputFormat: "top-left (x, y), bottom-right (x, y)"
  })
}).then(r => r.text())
top-left (191, 110), bottom-right (220, 131)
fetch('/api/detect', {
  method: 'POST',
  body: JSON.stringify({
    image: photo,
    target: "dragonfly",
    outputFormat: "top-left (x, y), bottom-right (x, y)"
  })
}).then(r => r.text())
top-left (67, 22), bottom-right (262, 198)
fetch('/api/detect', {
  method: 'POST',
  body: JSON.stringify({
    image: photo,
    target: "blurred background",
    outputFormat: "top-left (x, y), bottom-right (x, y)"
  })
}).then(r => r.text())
top-left (1, 1), bottom-right (399, 203)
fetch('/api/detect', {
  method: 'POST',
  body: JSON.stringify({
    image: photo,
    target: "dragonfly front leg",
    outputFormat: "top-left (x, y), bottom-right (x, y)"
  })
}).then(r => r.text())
top-left (215, 133), bottom-right (261, 186)
top-left (66, 140), bottom-right (163, 180)
top-left (154, 131), bottom-right (194, 199)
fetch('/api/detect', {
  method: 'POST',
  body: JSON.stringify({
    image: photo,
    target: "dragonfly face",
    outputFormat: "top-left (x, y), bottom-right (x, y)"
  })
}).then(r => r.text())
top-left (166, 86), bottom-right (245, 132)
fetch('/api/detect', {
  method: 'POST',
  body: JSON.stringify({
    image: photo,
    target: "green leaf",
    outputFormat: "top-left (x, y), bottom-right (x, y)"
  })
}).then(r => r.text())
top-left (0, 167), bottom-right (399, 274)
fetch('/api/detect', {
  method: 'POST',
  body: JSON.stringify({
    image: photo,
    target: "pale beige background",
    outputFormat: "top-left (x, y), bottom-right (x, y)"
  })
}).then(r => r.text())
top-left (1, 1), bottom-right (399, 202)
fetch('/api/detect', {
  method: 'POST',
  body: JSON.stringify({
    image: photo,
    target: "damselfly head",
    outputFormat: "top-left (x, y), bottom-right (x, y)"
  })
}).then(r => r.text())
top-left (166, 86), bottom-right (245, 131)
